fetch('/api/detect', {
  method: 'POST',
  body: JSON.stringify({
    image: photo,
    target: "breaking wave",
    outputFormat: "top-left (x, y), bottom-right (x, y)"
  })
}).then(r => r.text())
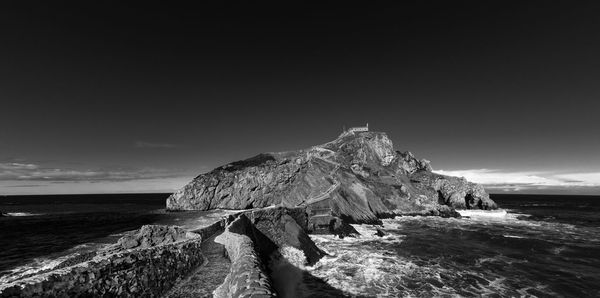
top-left (306, 212), bottom-right (600, 297)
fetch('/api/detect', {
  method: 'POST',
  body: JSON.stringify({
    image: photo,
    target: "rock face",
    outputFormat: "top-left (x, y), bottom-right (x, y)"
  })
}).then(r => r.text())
top-left (112, 225), bottom-right (199, 251)
top-left (240, 207), bottom-right (326, 265)
top-left (214, 207), bottom-right (327, 297)
top-left (167, 131), bottom-right (497, 223)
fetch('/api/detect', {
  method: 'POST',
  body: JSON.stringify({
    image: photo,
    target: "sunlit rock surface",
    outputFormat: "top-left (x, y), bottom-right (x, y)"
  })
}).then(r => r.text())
top-left (167, 131), bottom-right (497, 223)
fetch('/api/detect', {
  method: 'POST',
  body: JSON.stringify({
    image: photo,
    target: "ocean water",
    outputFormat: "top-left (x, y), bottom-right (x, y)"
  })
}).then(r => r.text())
top-left (306, 194), bottom-right (600, 297)
top-left (2, 194), bottom-right (600, 297)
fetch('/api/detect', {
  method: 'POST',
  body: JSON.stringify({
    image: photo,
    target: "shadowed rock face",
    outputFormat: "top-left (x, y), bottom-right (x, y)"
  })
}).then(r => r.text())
top-left (167, 131), bottom-right (497, 222)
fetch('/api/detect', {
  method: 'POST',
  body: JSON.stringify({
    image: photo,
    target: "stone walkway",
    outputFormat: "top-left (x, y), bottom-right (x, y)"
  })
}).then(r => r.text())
top-left (165, 233), bottom-right (231, 298)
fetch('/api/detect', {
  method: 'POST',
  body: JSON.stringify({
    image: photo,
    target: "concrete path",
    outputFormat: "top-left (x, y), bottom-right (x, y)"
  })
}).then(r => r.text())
top-left (165, 233), bottom-right (231, 298)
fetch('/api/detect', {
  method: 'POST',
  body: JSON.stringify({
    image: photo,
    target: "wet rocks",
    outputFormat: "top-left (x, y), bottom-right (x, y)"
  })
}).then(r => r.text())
top-left (374, 227), bottom-right (386, 237)
top-left (243, 207), bottom-right (326, 265)
top-left (306, 210), bottom-right (360, 237)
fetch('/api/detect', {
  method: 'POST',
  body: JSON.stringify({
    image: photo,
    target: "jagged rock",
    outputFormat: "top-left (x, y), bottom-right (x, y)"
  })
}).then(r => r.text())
top-left (409, 171), bottom-right (497, 210)
top-left (242, 207), bottom-right (326, 265)
top-left (332, 220), bottom-right (360, 238)
top-left (167, 131), bottom-right (497, 226)
top-left (113, 225), bottom-right (199, 251)
top-left (374, 227), bottom-right (386, 237)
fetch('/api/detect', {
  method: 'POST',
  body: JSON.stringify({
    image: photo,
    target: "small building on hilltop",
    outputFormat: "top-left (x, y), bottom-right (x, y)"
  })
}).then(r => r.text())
top-left (346, 123), bottom-right (369, 134)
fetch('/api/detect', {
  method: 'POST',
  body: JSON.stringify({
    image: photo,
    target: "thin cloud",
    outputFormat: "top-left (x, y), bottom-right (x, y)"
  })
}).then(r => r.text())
top-left (134, 141), bottom-right (178, 149)
top-left (0, 162), bottom-right (180, 182)
top-left (0, 177), bottom-right (193, 195)
top-left (0, 163), bottom-right (38, 170)
top-left (434, 169), bottom-right (600, 191)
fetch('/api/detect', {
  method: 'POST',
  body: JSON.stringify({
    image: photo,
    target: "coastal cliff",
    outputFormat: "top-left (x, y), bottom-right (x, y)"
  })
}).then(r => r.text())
top-left (167, 131), bottom-right (497, 224)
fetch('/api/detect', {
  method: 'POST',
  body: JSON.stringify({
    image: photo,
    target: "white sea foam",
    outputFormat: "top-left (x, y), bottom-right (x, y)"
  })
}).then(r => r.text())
top-left (306, 217), bottom-right (562, 297)
top-left (280, 246), bottom-right (307, 268)
top-left (4, 212), bottom-right (43, 217)
top-left (503, 234), bottom-right (527, 239)
top-left (457, 209), bottom-right (508, 218)
top-left (0, 255), bottom-right (71, 286)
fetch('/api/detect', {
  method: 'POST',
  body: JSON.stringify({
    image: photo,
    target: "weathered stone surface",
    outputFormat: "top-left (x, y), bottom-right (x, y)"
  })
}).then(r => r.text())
top-left (214, 215), bottom-right (276, 298)
top-left (409, 171), bottom-right (497, 210)
top-left (242, 207), bottom-right (326, 265)
top-left (374, 227), bottom-right (386, 237)
top-left (167, 131), bottom-right (497, 224)
top-left (0, 237), bottom-right (204, 297)
top-left (111, 225), bottom-right (199, 251)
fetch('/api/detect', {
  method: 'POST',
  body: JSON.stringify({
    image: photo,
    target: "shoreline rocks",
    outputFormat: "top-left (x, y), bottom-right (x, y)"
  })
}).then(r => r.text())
top-left (112, 225), bottom-right (199, 251)
top-left (0, 223), bottom-right (223, 298)
top-left (0, 236), bottom-right (204, 297)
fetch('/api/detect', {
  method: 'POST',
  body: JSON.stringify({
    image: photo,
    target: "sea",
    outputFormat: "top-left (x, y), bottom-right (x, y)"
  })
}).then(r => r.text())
top-left (1, 193), bottom-right (600, 297)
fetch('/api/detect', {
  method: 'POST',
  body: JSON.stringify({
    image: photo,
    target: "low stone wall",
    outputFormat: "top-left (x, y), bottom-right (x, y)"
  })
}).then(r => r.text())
top-left (214, 215), bottom-right (275, 297)
top-left (191, 215), bottom-right (232, 239)
top-left (0, 237), bottom-right (204, 298)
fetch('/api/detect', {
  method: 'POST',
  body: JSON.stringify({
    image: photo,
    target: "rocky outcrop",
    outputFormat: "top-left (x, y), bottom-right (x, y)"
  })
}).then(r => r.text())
top-left (111, 224), bottom-right (199, 251)
top-left (241, 207), bottom-right (326, 265)
top-left (167, 131), bottom-right (497, 224)
top-left (0, 225), bottom-right (204, 298)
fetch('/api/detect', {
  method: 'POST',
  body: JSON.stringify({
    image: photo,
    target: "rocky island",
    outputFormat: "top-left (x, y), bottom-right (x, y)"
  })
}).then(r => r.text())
top-left (0, 129), bottom-right (497, 297)
top-left (168, 129), bottom-right (496, 232)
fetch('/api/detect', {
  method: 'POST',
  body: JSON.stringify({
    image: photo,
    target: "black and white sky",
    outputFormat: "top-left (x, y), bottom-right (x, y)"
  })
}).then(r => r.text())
top-left (1, 1), bottom-right (599, 195)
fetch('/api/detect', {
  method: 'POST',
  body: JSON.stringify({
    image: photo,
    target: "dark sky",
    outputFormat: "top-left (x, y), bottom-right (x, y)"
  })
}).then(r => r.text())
top-left (1, 1), bottom-right (599, 194)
